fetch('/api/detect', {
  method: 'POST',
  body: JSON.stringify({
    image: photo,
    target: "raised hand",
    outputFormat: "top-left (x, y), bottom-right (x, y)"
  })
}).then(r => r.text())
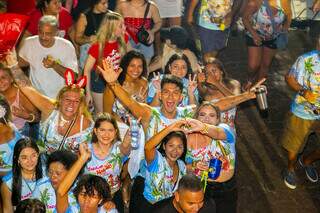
top-left (42, 55), bottom-right (56, 69)
top-left (188, 74), bottom-right (198, 94)
top-left (196, 65), bottom-right (206, 83)
top-left (79, 143), bottom-right (91, 161)
top-left (169, 119), bottom-right (188, 132)
top-left (97, 58), bottom-right (122, 83)
top-left (135, 86), bottom-right (148, 103)
top-left (184, 118), bottom-right (207, 134)
top-left (152, 72), bottom-right (161, 91)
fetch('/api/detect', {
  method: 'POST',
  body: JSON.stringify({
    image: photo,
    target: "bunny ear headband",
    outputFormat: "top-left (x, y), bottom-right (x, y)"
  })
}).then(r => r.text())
top-left (64, 68), bottom-right (87, 88)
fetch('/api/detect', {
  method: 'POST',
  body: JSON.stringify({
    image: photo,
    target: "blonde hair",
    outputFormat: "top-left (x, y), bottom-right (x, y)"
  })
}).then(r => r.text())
top-left (95, 12), bottom-right (127, 64)
top-left (55, 86), bottom-right (92, 120)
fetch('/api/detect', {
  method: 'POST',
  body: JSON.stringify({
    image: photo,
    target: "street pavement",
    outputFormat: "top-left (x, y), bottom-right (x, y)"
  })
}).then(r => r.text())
top-left (218, 27), bottom-right (320, 213)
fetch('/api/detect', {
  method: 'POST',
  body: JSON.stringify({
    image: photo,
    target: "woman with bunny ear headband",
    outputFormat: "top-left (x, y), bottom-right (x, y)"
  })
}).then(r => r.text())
top-left (0, 96), bottom-right (23, 177)
top-left (16, 68), bottom-right (93, 154)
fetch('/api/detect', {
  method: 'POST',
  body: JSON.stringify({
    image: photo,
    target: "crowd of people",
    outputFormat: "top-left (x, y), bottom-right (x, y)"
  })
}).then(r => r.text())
top-left (0, 0), bottom-right (320, 212)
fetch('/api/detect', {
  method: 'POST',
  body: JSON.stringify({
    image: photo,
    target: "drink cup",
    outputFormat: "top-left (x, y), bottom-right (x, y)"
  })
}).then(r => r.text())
top-left (255, 86), bottom-right (268, 110)
top-left (208, 158), bottom-right (222, 180)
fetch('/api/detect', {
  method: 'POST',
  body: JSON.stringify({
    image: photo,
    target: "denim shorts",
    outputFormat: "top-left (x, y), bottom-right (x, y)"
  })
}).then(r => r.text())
top-left (245, 34), bottom-right (277, 49)
top-left (90, 70), bottom-right (106, 93)
top-left (129, 38), bottom-right (154, 60)
top-left (197, 26), bottom-right (229, 53)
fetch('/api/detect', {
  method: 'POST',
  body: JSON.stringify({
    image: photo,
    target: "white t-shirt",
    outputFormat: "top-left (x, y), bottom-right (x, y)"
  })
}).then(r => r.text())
top-left (19, 36), bottom-right (78, 99)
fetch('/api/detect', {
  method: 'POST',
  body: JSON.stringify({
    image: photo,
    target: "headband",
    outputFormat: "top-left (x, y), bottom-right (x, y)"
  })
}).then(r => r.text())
top-left (64, 68), bottom-right (87, 88)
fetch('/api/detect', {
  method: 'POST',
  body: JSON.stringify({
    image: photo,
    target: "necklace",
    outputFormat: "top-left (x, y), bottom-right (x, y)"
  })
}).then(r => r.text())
top-left (59, 114), bottom-right (72, 128)
top-left (22, 176), bottom-right (36, 195)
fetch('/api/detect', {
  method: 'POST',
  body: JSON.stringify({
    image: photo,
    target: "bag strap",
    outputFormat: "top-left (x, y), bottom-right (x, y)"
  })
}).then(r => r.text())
top-left (58, 114), bottom-right (78, 150)
top-left (141, 2), bottom-right (151, 28)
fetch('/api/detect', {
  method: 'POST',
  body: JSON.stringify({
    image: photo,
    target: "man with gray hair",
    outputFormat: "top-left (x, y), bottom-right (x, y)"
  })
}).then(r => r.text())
top-left (18, 15), bottom-right (78, 98)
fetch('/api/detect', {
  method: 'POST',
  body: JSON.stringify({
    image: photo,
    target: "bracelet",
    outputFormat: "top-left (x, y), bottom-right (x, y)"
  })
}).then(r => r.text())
top-left (26, 114), bottom-right (35, 123)
top-left (200, 123), bottom-right (209, 134)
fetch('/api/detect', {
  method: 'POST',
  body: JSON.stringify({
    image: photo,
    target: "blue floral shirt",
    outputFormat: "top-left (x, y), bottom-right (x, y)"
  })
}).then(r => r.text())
top-left (197, 0), bottom-right (233, 30)
top-left (0, 128), bottom-right (22, 173)
top-left (85, 142), bottom-right (128, 194)
top-left (33, 177), bottom-right (77, 213)
top-left (2, 172), bottom-right (38, 201)
top-left (143, 151), bottom-right (186, 204)
top-left (185, 123), bottom-right (236, 179)
top-left (288, 50), bottom-right (320, 120)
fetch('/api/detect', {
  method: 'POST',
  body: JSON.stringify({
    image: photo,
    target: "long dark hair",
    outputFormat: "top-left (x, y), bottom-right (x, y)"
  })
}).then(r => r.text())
top-left (164, 54), bottom-right (193, 79)
top-left (91, 113), bottom-right (120, 143)
top-left (118, 50), bottom-right (148, 85)
top-left (12, 138), bottom-right (43, 206)
top-left (158, 131), bottom-right (187, 162)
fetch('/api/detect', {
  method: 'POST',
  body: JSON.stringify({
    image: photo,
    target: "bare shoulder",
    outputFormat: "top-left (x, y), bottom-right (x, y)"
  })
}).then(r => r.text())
top-left (149, 1), bottom-right (159, 10)
top-left (82, 115), bottom-right (93, 129)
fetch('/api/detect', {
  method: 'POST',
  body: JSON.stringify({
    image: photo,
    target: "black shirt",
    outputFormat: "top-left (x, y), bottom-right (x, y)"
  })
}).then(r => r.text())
top-left (153, 197), bottom-right (216, 213)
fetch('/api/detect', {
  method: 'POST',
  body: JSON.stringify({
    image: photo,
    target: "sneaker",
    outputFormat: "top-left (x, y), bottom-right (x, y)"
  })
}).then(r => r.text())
top-left (298, 156), bottom-right (319, 183)
top-left (283, 170), bottom-right (297, 189)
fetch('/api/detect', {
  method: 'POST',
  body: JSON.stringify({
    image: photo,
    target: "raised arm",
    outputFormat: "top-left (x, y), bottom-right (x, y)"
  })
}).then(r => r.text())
top-left (211, 79), bottom-right (265, 111)
top-left (56, 143), bottom-right (91, 213)
top-left (97, 58), bottom-right (152, 127)
top-left (6, 52), bottom-right (55, 119)
top-left (119, 128), bottom-right (132, 156)
top-left (145, 120), bottom-right (187, 164)
top-left (186, 118), bottom-right (227, 140)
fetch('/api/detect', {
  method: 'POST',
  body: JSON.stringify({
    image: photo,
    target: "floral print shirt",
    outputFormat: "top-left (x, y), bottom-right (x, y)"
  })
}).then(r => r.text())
top-left (247, 0), bottom-right (285, 40)
top-left (198, 0), bottom-right (233, 30)
top-left (288, 50), bottom-right (320, 120)
top-left (143, 151), bottom-right (186, 204)
top-left (39, 110), bottom-right (93, 153)
top-left (2, 172), bottom-right (38, 201)
top-left (66, 204), bottom-right (118, 213)
top-left (185, 123), bottom-right (236, 179)
top-left (33, 177), bottom-right (77, 213)
top-left (146, 106), bottom-right (194, 140)
top-left (0, 127), bottom-right (22, 173)
top-left (85, 142), bottom-right (127, 194)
